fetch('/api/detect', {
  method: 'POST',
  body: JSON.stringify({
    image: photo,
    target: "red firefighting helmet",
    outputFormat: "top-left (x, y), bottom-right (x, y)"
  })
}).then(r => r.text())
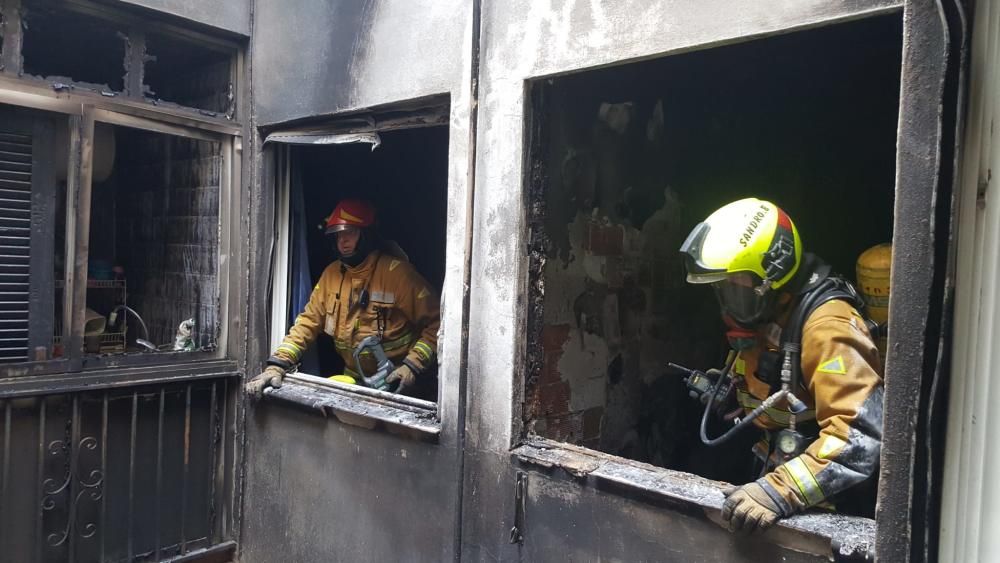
top-left (324, 199), bottom-right (376, 234)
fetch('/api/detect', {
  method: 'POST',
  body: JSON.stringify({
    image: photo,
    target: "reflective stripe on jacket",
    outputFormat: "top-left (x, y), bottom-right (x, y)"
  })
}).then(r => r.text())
top-left (734, 299), bottom-right (884, 514)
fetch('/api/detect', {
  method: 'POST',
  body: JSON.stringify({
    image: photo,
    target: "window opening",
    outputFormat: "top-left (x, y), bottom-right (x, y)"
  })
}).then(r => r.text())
top-left (143, 32), bottom-right (234, 116)
top-left (274, 126), bottom-right (448, 404)
top-left (83, 123), bottom-right (221, 356)
top-left (523, 14), bottom-right (902, 517)
top-left (1, 103), bottom-right (66, 364)
top-left (21, 1), bottom-right (127, 92)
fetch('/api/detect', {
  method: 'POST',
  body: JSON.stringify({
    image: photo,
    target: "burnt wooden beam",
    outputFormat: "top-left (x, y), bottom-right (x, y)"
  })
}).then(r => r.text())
top-left (0, 0), bottom-right (23, 75)
top-left (124, 28), bottom-right (147, 99)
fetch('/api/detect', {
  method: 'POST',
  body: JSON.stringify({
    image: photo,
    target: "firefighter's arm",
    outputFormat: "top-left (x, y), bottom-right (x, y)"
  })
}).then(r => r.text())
top-left (759, 301), bottom-right (884, 516)
top-left (272, 268), bottom-right (332, 364)
top-left (395, 265), bottom-right (441, 374)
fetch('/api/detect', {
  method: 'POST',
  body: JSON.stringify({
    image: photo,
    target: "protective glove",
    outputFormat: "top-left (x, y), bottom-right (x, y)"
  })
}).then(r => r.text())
top-left (245, 364), bottom-right (285, 400)
top-left (385, 363), bottom-right (417, 394)
top-left (721, 482), bottom-right (783, 534)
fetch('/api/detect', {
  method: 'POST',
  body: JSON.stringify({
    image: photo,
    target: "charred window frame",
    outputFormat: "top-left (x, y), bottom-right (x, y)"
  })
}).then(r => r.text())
top-left (0, 98), bottom-right (241, 379)
top-left (0, 0), bottom-right (241, 119)
top-left (260, 101), bottom-right (452, 441)
top-left (506, 8), bottom-right (940, 560)
top-left (0, 0), bottom-right (244, 384)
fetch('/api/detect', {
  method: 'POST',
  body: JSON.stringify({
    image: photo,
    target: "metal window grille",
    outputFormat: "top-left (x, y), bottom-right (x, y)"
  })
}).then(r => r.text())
top-left (0, 378), bottom-right (233, 562)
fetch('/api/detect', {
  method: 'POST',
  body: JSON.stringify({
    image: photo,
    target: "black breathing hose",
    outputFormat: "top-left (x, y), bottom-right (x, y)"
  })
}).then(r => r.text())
top-left (698, 277), bottom-right (845, 447)
top-left (698, 352), bottom-right (753, 446)
top-left (698, 279), bottom-right (823, 447)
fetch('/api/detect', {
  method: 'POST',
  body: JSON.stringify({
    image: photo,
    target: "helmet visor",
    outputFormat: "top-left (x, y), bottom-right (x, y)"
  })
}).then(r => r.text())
top-left (326, 223), bottom-right (356, 234)
top-left (712, 272), bottom-right (767, 326)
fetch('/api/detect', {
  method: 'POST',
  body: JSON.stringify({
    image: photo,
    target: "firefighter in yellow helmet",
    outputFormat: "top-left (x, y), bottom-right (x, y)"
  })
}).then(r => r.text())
top-left (679, 198), bottom-right (883, 533)
top-left (245, 199), bottom-right (440, 399)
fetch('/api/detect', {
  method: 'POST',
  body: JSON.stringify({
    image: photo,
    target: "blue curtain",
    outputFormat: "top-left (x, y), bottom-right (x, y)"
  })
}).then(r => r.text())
top-left (287, 160), bottom-right (320, 374)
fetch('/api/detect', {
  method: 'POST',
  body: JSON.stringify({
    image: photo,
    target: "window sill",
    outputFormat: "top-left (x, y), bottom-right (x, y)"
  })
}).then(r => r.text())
top-left (261, 373), bottom-right (440, 443)
top-left (0, 360), bottom-right (239, 397)
top-left (512, 437), bottom-right (875, 561)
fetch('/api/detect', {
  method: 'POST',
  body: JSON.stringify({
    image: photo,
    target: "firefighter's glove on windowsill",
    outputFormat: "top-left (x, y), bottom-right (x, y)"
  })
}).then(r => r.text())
top-left (386, 362), bottom-right (418, 394)
top-left (245, 357), bottom-right (291, 400)
top-left (721, 482), bottom-right (784, 534)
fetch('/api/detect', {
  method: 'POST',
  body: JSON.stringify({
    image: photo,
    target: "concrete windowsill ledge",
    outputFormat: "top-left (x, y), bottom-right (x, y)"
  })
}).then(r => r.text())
top-left (262, 372), bottom-right (440, 443)
top-left (512, 436), bottom-right (875, 561)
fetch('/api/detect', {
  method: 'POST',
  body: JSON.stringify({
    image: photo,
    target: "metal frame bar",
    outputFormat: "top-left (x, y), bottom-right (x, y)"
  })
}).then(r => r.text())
top-left (216, 136), bottom-right (234, 355)
top-left (154, 387), bottom-right (165, 560)
top-left (267, 146), bottom-right (290, 352)
top-left (0, 361), bottom-right (238, 398)
top-left (0, 77), bottom-right (242, 135)
top-left (206, 381), bottom-right (218, 542)
top-left (99, 391), bottom-right (107, 562)
top-left (126, 391), bottom-right (136, 561)
top-left (1, 401), bottom-right (9, 556)
top-left (180, 383), bottom-right (191, 555)
top-left (64, 109), bottom-right (94, 370)
top-left (90, 107), bottom-right (228, 143)
top-left (285, 372), bottom-right (437, 411)
top-left (216, 378), bottom-right (229, 542)
top-left (66, 394), bottom-right (79, 563)
top-left (34, 397), bottom-right (45, 562)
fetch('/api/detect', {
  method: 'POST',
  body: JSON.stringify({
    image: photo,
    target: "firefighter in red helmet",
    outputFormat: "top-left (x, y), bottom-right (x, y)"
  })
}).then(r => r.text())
top-left (246, 199), bottom-right (440, 398)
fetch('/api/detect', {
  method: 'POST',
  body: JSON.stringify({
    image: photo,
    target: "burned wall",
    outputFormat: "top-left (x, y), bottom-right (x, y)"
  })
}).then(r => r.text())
top-left (525, 15), bottom-right (902, 477)
top-left (242, 407), bottom-right (458, 562)
top-left (243, 3), bottom-right (474, 562)
top-left (251, 0), bottom-right (466, 126)
top-left (116, 0), bottom-right (251, 36)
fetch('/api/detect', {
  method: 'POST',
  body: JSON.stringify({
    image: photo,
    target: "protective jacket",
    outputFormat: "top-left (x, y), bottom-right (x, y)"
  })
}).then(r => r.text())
top-left (733, 299), bottom-right (884, 516)
top-left (272, 251), bottom-right (440, 379)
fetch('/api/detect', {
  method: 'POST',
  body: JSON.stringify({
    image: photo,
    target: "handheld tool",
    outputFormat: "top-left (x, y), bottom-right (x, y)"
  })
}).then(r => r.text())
top-left (352, 335), bottom-right (398, 392)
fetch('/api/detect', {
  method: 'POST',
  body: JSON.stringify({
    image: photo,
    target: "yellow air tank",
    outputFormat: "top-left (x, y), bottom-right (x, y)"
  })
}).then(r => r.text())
top-left (328, 375), bottom-right (357, 385)
top-left (856, 243), bottom-right (891, 366)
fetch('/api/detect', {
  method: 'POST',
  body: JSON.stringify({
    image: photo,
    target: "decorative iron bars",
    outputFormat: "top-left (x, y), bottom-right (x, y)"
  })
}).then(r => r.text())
top-left (0, 377), bottom-right (233, 562)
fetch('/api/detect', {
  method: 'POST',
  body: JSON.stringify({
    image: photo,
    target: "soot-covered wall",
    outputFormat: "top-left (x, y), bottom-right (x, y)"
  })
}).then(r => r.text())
top-left (527, 15), bottom-right (902, 480)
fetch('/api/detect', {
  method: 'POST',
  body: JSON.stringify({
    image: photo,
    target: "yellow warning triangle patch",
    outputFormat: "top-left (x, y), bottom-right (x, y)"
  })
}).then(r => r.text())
top-left (817, 356), bottom-right (847, 375)
top-left (340, 209), bottom-right (363, 223)
top-left (389, 260), bottom-right (400, 271)
top-left (417, 288), bottom-right (429, 299)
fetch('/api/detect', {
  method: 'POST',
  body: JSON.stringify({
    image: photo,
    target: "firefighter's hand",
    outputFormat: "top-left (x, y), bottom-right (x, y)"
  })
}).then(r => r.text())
top-left (386, 364), bottom-right (416, 394)
top-left (245, 365), bottom-right (285, 399)
top-left (721, 483), bottom-right (782, 534)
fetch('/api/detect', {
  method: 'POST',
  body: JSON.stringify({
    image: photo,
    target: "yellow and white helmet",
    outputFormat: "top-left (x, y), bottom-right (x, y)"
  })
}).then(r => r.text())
top-left (680, 198), bottom-right (802, 325)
